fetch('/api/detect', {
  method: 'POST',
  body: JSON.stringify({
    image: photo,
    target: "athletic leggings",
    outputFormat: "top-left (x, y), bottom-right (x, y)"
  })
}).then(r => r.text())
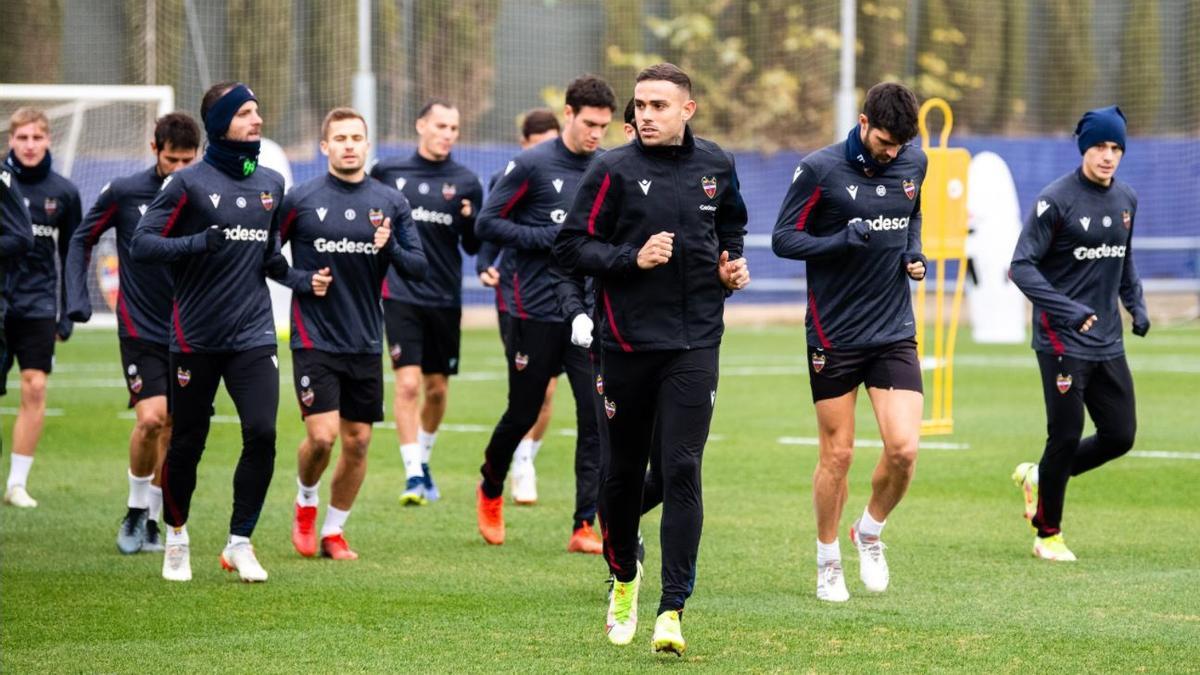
top-left (162, 346), bottom-right (279, 537)
top-left (599, 347), bottom-right (718, 615)
top-left (1033, 353), bottom-right (1136, 537)
top-left (480, 318), bottom-right (602, 529)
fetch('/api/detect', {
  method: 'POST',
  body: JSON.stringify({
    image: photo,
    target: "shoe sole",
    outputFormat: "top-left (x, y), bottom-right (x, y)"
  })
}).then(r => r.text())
top-left (399, 494), bottom-right (428, 506)
top-left (220, 554), bottom-right (268, 582)
top-left (513, 497), bottom-right (537, 505)
top-left (652, 639), bottom-right (685, 655)
top-left (292, 532), bottom-right (318, 557)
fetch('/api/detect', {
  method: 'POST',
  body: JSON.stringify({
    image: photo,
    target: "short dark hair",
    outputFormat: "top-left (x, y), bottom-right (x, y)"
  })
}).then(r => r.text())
top-left (154, 112), bottom-right (201, 150)
top-left (200, 80), bottom-right (239, 123)
top-left (635, 63), bottom-right (691, 96)
top-left (520, 108), bottom-right (559, 139)
top-left (417, 98), bottom-right (455, 120)
top-left (863, 82), bottom-right (919, 144)
top-left (623, 97), bottom-right (635, 126)
top-left (564, 75), bottom-right (617, 113)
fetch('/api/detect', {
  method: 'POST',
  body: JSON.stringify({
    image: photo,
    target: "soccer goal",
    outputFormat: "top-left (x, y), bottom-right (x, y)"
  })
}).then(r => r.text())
top-left (0, 83), bottom-right (176, 324)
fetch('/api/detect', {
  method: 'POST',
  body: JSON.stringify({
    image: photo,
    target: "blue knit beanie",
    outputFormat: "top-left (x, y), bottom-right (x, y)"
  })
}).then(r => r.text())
top-left (1074, 105), bottom-right (1126, 155)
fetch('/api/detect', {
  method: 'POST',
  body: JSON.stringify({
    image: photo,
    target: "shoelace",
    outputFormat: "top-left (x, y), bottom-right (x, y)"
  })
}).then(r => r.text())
top-left (860, 538), bottom-right (887, 563)
top-left (166, 545), bottom-right (186, 568)
top-left (821, 562), bottom-right (843, 585)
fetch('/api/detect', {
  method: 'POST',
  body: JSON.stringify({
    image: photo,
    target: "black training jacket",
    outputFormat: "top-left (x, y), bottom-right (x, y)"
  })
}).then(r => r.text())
top-left (553, 127), bottom-right (747, 352)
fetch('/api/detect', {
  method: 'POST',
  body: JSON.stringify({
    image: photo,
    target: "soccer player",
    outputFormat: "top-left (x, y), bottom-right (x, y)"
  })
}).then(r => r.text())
top-left (1009, 105), bottom-right (1147, 562)
top-left (370, 99), bottom-right (483, 505)
top-left (132, 82), bottom-right (324, 582)
top-left (477, 107), bottom-right (561, 504)
top-left (1, 162), bottom-right (34, 411)
top-left (282, 107), bottom-right (427, 560)
top-left (771, 82), bottom-right (927, 603)
top-left (475, 75), bottom-right (617, 554)
top-left (65, 112), bottom-right (200, 554)
top-left (555, 63), bottom-right (749, 654)
top-left (3, 108), bottom-right (82, 508)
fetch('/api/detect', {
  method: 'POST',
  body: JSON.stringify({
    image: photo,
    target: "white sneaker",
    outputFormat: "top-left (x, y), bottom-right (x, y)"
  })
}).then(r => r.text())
top-left (511, 462), bottom-right (538, 505)
top-left (162, 543), bottom-right (192, 581)
top-left (816, 560), bottom-right (850, 602)
top-left (220, 542), bottom-right (268, 582)
top-left (4, 485), bottom-right (38, 508)
top-left (850, 521), bottom-right (890, 592)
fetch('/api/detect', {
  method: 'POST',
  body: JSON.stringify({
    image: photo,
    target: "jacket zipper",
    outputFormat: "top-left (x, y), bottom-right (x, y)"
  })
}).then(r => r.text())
top-left (672, 157), bottom-right (690, 349)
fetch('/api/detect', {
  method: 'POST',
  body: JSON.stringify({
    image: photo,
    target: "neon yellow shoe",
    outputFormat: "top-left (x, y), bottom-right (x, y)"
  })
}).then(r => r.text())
top-left (605, 562), bottom-right (641, 645)
top-left (651, 610), bottom-right (686, 656)
top-left (1011, 462), bottom-right (1039, 522)
top-left (1033, 534), bottom-right (1077, 562)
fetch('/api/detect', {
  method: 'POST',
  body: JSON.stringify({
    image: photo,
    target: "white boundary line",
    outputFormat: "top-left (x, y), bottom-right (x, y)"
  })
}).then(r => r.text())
top-left (778, 436), bottom-right (971, 450)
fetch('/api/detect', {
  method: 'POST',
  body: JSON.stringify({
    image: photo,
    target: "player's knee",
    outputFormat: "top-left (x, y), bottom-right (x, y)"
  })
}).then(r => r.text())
top-left (1101, 426), bottom-right (1136, 455)
top-left (20, 371), bottom-right (47, 405)
top-left (424, 384), bottom-right (448, 408)
top-left (818, 444), bottom-right (855, 476)
top-left (135, 411), bottom-right (168, 436)
top-left (306, 430), bottom-right (336, 456)
top-left (243, 419), bottom-right (276, 450)
top-left (885, 439), bottom-right (919, 472)
top-left (395, 378), bottom-right (420, 403)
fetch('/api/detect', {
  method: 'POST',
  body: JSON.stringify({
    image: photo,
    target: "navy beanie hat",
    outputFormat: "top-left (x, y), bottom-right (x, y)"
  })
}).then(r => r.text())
top-left (204, 83), bottom-right (257, 139)
top-left (1074, 105), bottom-right (1126, 155)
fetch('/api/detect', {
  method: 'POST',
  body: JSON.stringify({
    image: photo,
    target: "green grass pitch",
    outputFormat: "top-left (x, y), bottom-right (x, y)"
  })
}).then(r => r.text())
top-left (3, 323), bottom-right (1198, 672)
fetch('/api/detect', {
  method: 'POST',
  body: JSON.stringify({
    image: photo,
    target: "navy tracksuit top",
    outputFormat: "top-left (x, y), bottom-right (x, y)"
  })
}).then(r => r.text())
top-left (66, 166), bottom-right (173, 344)
top-left (280, 172), bottom-right (428, 354)
top-left (370, 152), bottom-right (482, 308)
top-left (131, 161), bottom-right (288, 353)
top-left (772, 140), bottom-right (927, 350)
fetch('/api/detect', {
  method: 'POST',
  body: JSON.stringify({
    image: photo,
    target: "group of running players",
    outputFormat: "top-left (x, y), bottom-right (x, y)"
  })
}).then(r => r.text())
top-left (0, 65), bottom-right (1147, 655)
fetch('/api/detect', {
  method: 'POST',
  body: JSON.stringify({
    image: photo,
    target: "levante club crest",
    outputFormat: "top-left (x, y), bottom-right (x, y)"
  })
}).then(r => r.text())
top-left (369, 208), bottom-right (384, 227)
top-left (442, 183), bottom-right (456, 200)
top-left (903, 179), bottom-right (916, 200)
top-left (260, 191), bottom-right (274, 210)
top-left (701, 176), bottom-right (717, 199)
top-left (1056, 373), bottom-right (1072, 394)
top-left (514, 352), bottom-right (529, 371)
top-left (811, 351), bottom-right (826, 373)
top-left (176, 367), bottom-right (192, 388)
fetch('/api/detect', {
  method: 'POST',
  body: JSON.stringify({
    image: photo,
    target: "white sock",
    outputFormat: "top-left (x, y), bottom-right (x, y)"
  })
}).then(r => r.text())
top-left (166, 524), bottom-right (189, 546)
top-left (418, 429), bottom-right (437, 464)
top-left (514, 438), bottom-right (534, 466)
top-left (128, 470), bottom-right (152, 509)
top-left (859, 507), bottom-right (886, 538)
top-left (148, 485), bottom-right (163, 522)
top-left (227, 534), bottom-right (251, 547)
top-left (7, 454), bottom-right (33, 489)
top-left (400, 443), bottom-right (423, 479)
top-left (817, 538), bottom-right (841, 566)
top-left (296, 476), bottom-right (319, 507)
top-left (321, 506), bottom-right (351, 537)
top-left (530, 439), bottom-right (543, 463)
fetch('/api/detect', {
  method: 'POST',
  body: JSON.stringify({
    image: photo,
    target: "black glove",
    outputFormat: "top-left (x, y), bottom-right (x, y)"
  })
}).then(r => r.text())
top-left (1132, 312), bottom-right (1150, 337)
top-left (56, 318), bottom-right (74, 342)
top-left (262, 253), bottom-right (290, 280)
top-left (204, 225), bottom-right (226, 252)
top-left (846, 218), bottom-right (870, 249)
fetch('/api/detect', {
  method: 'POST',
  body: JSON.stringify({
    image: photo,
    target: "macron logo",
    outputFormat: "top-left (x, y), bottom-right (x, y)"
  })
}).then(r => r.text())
top-left (1036, 200), bottom-right (1050, 217)
top-left (846, 185), bottom-right (858, 200)
top-left (552, 178), bottom-right (564, 193)
top-left (504, 161), bottom-right (516, 176)
top-left (638, 180), bottom-right (652, 195)
top-left (0, 171), bottom-right (9, 187)
top-left (316, 207), bottom-right (328, 222)
top-left (1079, 217), bottom-right (1091, 232)
top-left (209, 193), bottom-right (221, 208)
top-left (395, 178), bottom-right (406, 191)
top-left (792, 166), bottom-right (803, 183)
top-left (138, 204), bottom-right (148, 216)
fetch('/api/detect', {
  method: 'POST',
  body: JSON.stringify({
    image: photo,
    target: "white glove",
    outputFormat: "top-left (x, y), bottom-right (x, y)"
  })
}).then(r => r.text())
top-left (570, 313), bottom-right (594, 348)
